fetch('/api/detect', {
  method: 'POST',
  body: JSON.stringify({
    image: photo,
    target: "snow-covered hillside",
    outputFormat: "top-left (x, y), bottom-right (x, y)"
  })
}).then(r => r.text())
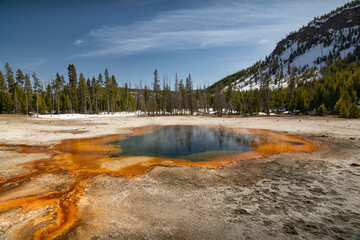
top-left (275, 26), bottom-right (360, 71)
top-left (214, 1), bottom-right (360, 92)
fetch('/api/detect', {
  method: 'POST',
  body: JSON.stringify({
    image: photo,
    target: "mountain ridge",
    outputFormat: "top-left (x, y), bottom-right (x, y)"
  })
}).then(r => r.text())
top-left (274, 1), bottom-right (360, 56)
top-left (211, 0), bottom-right (360, 92)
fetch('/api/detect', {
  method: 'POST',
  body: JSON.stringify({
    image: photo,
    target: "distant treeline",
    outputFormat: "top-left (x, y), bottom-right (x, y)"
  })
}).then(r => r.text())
top-left (231, 57), bottom-right (360, 118)
top-left (0, 58), bottom-right (359, 118)
top-left (0, 64), bottom-right (206, 116)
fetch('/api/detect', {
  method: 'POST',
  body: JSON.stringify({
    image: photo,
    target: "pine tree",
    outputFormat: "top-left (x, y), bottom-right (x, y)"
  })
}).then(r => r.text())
top-left (32, 73), bottom-right (41, 116)
top-left (104, 68), bottom-right (111, 113)
top-left (261, 73), bottom-right (271, 116)
top-left (54, 73), bottom-right (64, 115)
top-left (86, 78), bottom-right (92, 113)
top-left (186, 74), bottom-right (194, 115)
top-left (24, 74), bottom-right (32, 116)
top-left (111, 75), bottom-right (118, 113)
top-left (164, 80), bottom-right (172, 114)
top-left (288, 67), bottom-right (297, 112)
top-left (198, 86), bottom-right (205, 115)
top-left (161, 76), bottom-right (167, 115)
top-left (124, 82), bottom-right (129, 112)
top-left (137, 81), bottom-right (146, 115)
top-left (248, 79), bottom-right (254, 115)
top-left (67, 64), bottom-right (78, 113)
top-left (16, 69), bottom-right (25, 87)
top-left (174, 73), bottom-right (180, 115)
top-left (0, 71), bottom-right (11, 113)
top-left (153, 69), bottom-right (160, 114)
top-left (179, 79), bottom-right (186, 114)
top-left (93, 74), bottom-right (102, 114)
top-left (144, 85), bottom-right (150, 114)
top-left (215, 83), bottom-right (225, 117)
top-left (335, 91), bottom-right (353, 118)
top-left (225, 79), bottom-right (233, 114)
top-left (15, 69), bottom-right (25, 113)
top-left (46, 81), bottom-right (54, 113)
top-left (317, 103), bottom-right (327, 116)
top-left (0, 71), bottom-right (6, 93)
top-left (350, 103), bottom-right (360, 118)
top-left (306, 71), bottom-right (317, 113)
top-left (5, 63), bottom-right (16, 113)
top-left (79, 73), bottom-right (87, 114)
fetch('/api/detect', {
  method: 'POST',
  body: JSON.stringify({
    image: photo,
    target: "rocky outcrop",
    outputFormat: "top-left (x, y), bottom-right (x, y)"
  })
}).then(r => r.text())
top-left (273, 5), bottom-right (360, 56)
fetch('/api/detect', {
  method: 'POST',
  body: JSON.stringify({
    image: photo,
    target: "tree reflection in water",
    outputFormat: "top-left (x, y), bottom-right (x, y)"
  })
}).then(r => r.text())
top-left (112, 126), bottom-right (256, 160)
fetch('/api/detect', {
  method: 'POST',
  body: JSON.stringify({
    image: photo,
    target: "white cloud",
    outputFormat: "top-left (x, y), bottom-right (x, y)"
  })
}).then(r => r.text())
top-left (74, 39), bottom-right (83, 45)
top-left (258, 39), bottom-right (271, 45)
top-left (14, 58), bottom-right (47, 71)
top-left (71, 1), bottom-right (315, 57)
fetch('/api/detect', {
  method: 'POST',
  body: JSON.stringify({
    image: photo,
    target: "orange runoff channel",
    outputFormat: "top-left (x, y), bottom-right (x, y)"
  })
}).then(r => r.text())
top-left (0, 126), bottom-right (319, 240)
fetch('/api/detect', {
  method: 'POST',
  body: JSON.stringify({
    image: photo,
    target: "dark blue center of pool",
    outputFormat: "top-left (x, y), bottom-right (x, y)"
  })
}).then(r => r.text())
top-left (111, 126), bottom-right (256, 161)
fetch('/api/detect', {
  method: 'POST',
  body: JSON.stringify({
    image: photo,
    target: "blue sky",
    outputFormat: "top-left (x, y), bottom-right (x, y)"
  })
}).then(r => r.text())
top-left (0, 0), bottom-right (349, 87)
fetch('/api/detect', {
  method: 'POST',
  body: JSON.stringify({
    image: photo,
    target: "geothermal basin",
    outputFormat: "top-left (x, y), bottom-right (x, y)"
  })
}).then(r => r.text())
top-left (0, 125), bottom-right (319, 239)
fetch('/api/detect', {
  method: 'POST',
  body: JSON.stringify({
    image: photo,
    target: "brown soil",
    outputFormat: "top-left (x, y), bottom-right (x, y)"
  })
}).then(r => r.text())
top-left (0, 115), bottom-right (359, 239)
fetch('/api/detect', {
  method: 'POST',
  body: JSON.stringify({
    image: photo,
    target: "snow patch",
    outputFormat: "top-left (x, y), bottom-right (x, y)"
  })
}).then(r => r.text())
top-left (38, 112), bottom-right (138, 119)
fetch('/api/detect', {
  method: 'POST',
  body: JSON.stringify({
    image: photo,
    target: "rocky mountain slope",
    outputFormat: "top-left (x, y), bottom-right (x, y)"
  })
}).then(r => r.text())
top-left (212, 1), bottom-right (360, 92)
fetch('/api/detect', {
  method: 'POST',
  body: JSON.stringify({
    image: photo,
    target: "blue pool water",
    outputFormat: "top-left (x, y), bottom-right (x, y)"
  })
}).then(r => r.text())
top-left (111, 126), bottom-right (256, 161)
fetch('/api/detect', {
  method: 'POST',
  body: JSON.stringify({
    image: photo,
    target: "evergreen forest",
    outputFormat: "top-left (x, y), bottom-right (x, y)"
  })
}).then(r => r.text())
top-left (0, 57), bottom-right (359, 118)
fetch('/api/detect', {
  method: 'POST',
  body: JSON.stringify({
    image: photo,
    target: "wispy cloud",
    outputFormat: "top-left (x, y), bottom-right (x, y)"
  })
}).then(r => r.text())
top-left (14, 58), bottom-right (47, 71)
top-left (72, 1), bottom-right (311, 57)
top-left (258, 38), bottom-right (271, 45)
top-left (74, 39), bottom-right (83, 45)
